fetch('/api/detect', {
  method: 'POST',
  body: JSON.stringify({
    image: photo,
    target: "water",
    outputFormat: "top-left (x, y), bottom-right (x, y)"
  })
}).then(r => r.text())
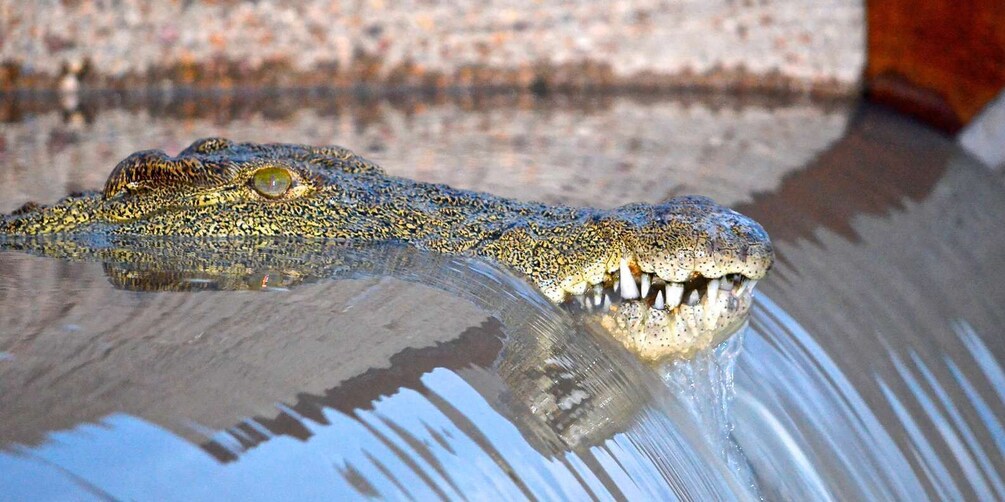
top-left (0, 242), bottom-right (753, 500)
top-left (730, 116), bottom-right (1005, 500)
top-left (1, 93), bottom-right (1003, 499)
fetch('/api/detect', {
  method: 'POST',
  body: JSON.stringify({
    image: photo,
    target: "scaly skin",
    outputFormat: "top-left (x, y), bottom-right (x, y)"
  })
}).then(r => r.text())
top-left (0, 138), bottom-right (773, 360)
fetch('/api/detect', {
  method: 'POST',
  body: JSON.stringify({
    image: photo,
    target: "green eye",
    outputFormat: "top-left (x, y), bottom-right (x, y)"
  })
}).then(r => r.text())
top-left (252, 168), bottom-right (293, 199)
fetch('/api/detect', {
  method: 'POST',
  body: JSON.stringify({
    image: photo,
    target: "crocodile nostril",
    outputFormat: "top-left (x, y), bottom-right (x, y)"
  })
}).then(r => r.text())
top-left (252, 167), bottom-right (293, 199)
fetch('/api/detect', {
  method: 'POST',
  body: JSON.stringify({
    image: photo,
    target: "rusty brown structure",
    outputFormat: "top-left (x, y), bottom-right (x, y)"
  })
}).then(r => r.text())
top-left (866, 0), bottom-right (1005, 132)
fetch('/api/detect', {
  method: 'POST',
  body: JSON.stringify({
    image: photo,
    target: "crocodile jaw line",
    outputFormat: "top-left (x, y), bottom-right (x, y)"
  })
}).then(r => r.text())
top-left (564, 257), bottom-right (761, 361)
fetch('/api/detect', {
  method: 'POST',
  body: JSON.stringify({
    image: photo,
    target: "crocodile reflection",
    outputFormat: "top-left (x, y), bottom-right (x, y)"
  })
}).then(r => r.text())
top-left (2, 238), bottom-right (665, 455)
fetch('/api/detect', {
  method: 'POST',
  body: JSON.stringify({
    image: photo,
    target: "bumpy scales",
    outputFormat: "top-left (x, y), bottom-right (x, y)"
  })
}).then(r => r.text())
top-left (0, 138), bottom-right (774, 360)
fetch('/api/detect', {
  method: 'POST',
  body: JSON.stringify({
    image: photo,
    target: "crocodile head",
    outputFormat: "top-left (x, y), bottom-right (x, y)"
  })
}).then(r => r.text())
top-left (0, 138), bottom-right (773, 361)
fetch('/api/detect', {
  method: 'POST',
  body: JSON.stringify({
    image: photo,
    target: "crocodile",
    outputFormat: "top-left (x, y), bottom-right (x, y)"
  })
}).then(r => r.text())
top-left (0, 138), bottom-right (773, 361)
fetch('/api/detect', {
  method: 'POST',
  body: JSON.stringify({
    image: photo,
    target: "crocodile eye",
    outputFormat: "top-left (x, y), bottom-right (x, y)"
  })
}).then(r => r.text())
top-left (252, 167), bottom-right (293, 199)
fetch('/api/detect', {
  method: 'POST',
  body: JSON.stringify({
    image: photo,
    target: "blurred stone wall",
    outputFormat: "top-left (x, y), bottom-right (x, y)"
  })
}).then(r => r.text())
top-left (0, 0), bottom-right (863, 94)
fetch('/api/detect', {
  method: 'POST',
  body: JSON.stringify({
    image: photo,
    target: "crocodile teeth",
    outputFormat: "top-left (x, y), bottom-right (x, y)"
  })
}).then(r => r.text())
top-left (565, 268), bottom-right (757, 322)
top-left (685, 289), bottom-right (701, 307)
top-left (706, 279), bottom-right (720, 306)
top-left (653, 290), bottom-right (665, 310)
top-left (685, 307), bottom-right (700, 335)
top-left (666, 282), bottom-right (684, 309)
top-left (704, 279), bottom-right (721, 327)
top-left (736, 278), bottom-right (756, 296)
top-left (619, 258), bottom-right (640, 300)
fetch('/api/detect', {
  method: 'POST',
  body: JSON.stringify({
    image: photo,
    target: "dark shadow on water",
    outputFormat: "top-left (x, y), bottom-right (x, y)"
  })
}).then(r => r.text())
top-left (200, 318), bottom-right (506, 463)
top-left (736, 104), bottom-right (953, 245)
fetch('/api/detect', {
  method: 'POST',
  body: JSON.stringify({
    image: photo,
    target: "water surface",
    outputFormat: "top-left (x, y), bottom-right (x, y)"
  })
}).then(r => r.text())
top-left (0, 93), bottom-right (1002, 499)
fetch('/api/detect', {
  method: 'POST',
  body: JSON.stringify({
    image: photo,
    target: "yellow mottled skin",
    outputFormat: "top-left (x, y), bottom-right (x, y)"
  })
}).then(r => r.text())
top-left (0, 138), bottom-right (773, 360)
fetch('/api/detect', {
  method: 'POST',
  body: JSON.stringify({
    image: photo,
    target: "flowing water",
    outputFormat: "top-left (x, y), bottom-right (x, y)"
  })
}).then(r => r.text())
top-left (0, 92), bottom-right (1002, 500)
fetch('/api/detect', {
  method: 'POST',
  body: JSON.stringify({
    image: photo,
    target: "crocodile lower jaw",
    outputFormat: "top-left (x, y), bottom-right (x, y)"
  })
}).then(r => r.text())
top-left (565, 260), bottom-right (758, 361)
